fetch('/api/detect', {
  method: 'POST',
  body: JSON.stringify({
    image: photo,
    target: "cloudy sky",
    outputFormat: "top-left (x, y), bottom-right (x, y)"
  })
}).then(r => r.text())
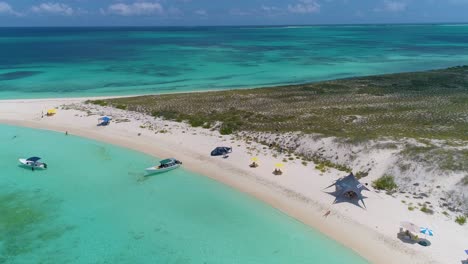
top-left (0, 0), bottom-right (467, 26)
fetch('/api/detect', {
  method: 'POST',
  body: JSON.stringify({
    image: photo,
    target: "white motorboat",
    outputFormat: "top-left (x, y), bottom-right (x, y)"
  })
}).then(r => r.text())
top-left (145, 158), bottom-right (182, 175)
top-left (19, 156), bottom-right (48, 170)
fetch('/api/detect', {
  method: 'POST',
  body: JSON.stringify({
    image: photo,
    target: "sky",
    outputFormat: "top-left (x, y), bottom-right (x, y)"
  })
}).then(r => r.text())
top-left (0, 0), bottom-right (467, 26)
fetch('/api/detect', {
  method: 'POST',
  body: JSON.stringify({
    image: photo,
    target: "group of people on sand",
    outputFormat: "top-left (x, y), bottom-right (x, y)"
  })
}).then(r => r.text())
top-left (248, 161), bottom-right (283, 175)
top-left (249, 161), bottom-right (259, 168)
top-left (273, 168), bottom-right (283, 175)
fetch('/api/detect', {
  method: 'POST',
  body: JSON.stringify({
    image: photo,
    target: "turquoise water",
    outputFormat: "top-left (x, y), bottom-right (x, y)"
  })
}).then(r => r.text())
top-left (1, 24), bottom-right (468, 99)
top-left (0, 124), bottom-right (368, 264)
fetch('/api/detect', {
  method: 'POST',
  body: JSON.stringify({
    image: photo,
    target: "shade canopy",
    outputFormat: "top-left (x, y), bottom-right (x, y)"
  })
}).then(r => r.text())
top-left (99, 116), bottom-right (111, 122)
top-left (211, 147), bottom-right (232, 156)
top-left (26, 157), bottom-right (41, 162)
top-left (400, 221), bottom-right (419, 233)
top-left (275, 163), bottom-right (284, 168)
top-left (325, 173), bottom-right (370, 207)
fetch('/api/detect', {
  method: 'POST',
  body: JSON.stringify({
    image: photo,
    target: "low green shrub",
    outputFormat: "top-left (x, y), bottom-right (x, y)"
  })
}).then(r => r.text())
top-left (220, 121), bottom-right (240, 135)
top-left (88, 100), bottom-right (107, 106)
top-left (188, 117), bottom-right (204, 127)
top-left (115, 104), bottom-right (127, 110)
top-left (455, 215), bottom-right (466, 225)
top-left (355, 171), bottom-right (369, 179)
top-left (420, 206), bottom-right (434, 214)
top-left (372, 175), bottom-right (398, 192)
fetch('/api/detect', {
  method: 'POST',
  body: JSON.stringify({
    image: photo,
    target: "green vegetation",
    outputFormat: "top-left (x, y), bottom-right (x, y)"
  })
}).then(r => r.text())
top-left (313, 157), bottom-right (351, 173)
top-left (462, 175), bottom-right (468, 185)
top-left (401, 144), bottom-right (468, 172)
top-left (455, 215), bottom-right (467, 225)
top-left (408, 206), bottom-right (415, 211)
top-left (86, 99), bottom-right (107, 106)
top-left (355, 171), bottom-right (369, 179)
top-left (115, 104), bottom-right (127, 110)
top-left (95, 66), bottom-right (468, 141)
top-left (372, 175), bottom-right (398, 192)
top-left (420, 206), bottom-right (434, 215)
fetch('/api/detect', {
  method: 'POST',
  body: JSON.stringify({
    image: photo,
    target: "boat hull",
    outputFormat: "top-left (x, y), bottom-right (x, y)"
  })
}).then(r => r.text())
top-left (145, 164), bottom-right (180, 175)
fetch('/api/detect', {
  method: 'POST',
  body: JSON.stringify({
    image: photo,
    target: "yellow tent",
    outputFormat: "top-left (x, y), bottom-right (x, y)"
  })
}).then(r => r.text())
top-left (47, 109), bottom-right (57, 115)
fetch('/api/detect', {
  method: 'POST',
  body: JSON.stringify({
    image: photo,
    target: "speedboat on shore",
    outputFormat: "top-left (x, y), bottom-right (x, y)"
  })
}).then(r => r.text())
top-left (145, 158), bottom-right (182, 175)
top-left (19, 157), bottom-right (48, 170)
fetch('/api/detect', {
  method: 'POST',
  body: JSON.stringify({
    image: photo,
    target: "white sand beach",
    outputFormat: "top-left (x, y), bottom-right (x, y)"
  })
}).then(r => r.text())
top-left (1, 97), bottom-right (466, 264)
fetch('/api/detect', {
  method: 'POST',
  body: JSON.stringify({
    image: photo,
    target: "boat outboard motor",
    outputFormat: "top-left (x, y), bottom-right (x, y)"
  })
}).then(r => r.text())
top-left (44, 163), bottom-right (47, 169)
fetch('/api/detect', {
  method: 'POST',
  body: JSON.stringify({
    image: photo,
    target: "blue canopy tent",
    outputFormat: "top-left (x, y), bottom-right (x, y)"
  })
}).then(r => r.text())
top-left (324, 173), bottom-right (370, 208)
top-left (98, 116), bottom-right (111, 126)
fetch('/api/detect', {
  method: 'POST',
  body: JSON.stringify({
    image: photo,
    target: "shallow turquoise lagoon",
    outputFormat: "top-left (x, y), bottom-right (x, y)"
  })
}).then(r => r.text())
top-left (1, 25), bottom-right (468, 99)
top-left (0, 124), bottom-right (368, 263)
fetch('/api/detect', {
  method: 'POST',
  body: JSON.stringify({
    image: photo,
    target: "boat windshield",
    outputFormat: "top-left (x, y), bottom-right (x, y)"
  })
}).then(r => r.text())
top-left (160, 158), bottom-right (175, 165)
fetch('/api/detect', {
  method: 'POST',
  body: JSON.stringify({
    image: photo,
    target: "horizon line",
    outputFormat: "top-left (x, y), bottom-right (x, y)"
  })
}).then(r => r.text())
top-left (1, 21), bottom-right (468, 28)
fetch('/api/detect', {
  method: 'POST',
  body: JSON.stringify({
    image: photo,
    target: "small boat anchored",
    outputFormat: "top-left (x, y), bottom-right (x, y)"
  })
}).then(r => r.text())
top-left (19, 156), bottom-right (48, 170)
top-left (145, 158), bottom-right (182, 175)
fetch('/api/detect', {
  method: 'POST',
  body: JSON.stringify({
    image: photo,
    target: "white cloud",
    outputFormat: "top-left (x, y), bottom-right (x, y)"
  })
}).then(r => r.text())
top-left (194, 9), bottom-right (207, 16)
top-left (31, 2), bottom-right (74, 16)
top-left (384, 1), bottom-right (407, 12)
top-left (288, 0), bottom-right (320, 14)
top-left (261, 5), bottom-right (280, 12)
top-left (103, 2), bottom-right (164, 16)
top-left (375, 1), bottom-right (407, 12)
top-left (0, 1), bottom-right (20, 16)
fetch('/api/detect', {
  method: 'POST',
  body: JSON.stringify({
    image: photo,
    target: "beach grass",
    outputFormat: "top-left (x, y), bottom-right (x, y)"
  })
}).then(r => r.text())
top-left (94, 66), bottom-right (468, 141)
top-left (455, 215), bottom-right (466, 225)
top-left (372, 175), bottom-right (398, 192)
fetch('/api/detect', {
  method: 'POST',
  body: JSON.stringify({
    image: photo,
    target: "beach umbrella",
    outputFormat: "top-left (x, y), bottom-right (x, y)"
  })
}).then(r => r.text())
top-left (420, 227), bottom-right (434, 236)
top-left (251, 157), bottom-right (258, 162)
top-left (100, 116), bottom-right (111, 122)
top-left (400, 221), bottom-right (419, 233)
top-left (275, 163), bottom-right (284, 168)
top-left (47, 109), bottom-right (57, 115)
